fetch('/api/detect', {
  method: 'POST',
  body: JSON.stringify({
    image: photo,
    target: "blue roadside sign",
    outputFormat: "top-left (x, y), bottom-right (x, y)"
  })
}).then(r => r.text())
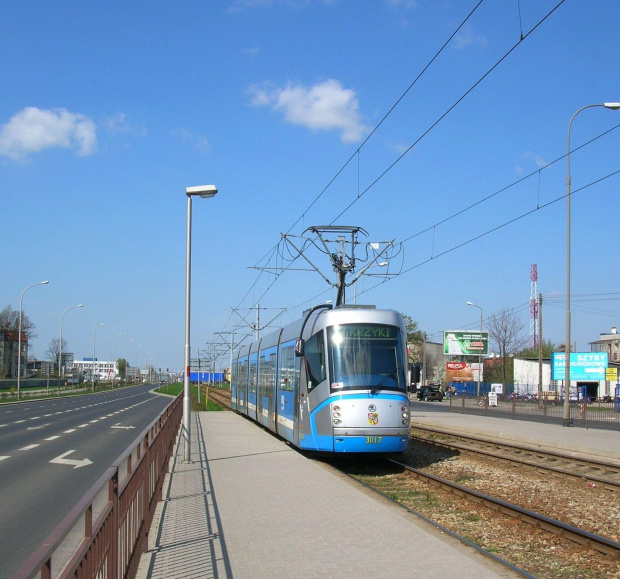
top-left (551, 352), bottom-right (608, 381)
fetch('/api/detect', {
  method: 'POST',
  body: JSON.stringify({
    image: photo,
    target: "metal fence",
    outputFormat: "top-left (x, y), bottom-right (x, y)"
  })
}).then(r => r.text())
top-left (446, 393), bottom-right (620, 431)
top-left (14, 393), bottom-right (182, 579)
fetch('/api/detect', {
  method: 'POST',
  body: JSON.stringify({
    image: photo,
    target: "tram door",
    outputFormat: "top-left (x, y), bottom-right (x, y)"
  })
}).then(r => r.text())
top-left (276, 340), bottom-right (296, 444)
top-left (258, 346), bottom-right (277, 430)
top-left (248, 349), bottom-right (258, 421)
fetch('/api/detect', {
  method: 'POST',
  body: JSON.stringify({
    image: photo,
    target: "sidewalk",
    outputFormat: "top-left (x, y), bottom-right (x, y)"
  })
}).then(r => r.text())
top-left (136, 413), bottom-right (230, 579)
top-left (136, 411), bottom-right (518, 579)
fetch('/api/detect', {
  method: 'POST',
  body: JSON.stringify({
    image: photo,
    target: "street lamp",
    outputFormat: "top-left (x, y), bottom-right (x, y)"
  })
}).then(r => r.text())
top-left (92, 323), bottom-right (105, 390)
top-left (17, 281), bottom-right (49, 399)
top-left (467, 301), bottom-right (483, 397)
top-left (183, 184), bottom-right (218, 462)
top-left (564, 102), bottom-right (620, 427)
top-left (59, 304), bottom-right (83, 381)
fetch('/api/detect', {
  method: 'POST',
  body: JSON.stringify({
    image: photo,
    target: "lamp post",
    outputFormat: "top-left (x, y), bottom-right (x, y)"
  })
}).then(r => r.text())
top-left (466, 301), bottom-right (483, 398)
top-left (17, 281), bottom-right (49, 399)
top-left (92, 323), bottom-right (105, 391)
top-left (183, 184), bottom-right (218, 462)
top-left (59, 304), bottom-right (83, 382)
top-left (564, 102), bottom-right (620, 427)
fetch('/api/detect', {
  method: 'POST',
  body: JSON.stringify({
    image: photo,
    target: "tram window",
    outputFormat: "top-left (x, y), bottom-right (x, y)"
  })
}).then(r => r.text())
top-left (305, 330), bottom-right (326, 391)
top-left (279, 344), bottom-right (296, 392)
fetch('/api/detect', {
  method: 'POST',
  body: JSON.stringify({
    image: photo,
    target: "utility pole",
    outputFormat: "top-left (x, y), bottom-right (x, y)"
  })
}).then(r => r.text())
top-left (538, 293), bottom-right (543, 408)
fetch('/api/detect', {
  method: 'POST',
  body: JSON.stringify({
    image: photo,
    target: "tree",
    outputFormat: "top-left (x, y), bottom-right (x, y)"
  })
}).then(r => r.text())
top-left (487, 308), bottom-right (528, 384)
top-left (116, 358), bottom-right (128, 380)
top-left (0, 305), bottom-right (37, 377)
top-left (45, 338), bottom-right (68, 369)
top-left (401, 314), bottom-right (423, 363)
top-left (516, 339), bottom-right (556, 359)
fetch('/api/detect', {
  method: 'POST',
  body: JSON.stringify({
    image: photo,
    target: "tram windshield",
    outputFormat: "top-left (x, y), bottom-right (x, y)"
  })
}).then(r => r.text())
top-left (327, 323), bottom-right (406, 392)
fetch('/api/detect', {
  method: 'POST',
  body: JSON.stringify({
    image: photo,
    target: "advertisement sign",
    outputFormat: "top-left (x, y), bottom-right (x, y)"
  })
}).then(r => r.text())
top-left (551, 352), bottom-right (608, 381)
top-left (443, 331), bottom-right (489, 356)
top-left (445, 362), bottom-right (474, 382)
top-left (606, 367), bottom-right (618, 382)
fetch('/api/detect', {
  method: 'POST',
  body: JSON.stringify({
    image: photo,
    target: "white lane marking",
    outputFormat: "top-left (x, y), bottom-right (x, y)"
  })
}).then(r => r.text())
top-left (20, 444), bottom-right (39, 450)
top-left (64, 429), bottom-right (76, 433)
top-left (78, 424), bottom-right (89, 428)
top-left (50, 450), bottom-right (92, 469)
top-left (0, 456), bottom-right (9, 461)
top-left (27, 423), bottom-right (51, 431)
top-left (15, 420), bottom-right (26, 424)
top-left (111, 423), bottom-right (135, 430)
top-left (45, 436), bottom-right (60, 441)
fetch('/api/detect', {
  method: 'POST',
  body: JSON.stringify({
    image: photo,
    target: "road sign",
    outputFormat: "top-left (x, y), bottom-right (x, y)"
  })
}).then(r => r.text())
top-left (551, 352), bottom-right (608, 381)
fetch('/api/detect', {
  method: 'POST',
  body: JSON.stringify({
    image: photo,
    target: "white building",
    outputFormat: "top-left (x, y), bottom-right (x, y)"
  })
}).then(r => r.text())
top-left (73, 359), bottom-right (118, 381)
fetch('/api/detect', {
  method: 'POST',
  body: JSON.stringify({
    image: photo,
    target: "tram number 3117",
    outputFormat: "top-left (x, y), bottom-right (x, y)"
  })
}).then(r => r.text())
top-left (365, 436), bottom-right (383, 444)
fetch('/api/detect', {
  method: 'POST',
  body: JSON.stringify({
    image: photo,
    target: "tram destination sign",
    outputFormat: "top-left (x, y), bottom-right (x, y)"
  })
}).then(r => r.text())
top-left (551, 352), bottom-right (608, 381)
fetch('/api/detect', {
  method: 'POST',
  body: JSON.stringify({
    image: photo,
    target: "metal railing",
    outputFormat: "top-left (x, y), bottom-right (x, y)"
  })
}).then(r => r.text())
top-left (445, 394), bottom-right (620, 430)
top-left (14, 393), bottom-right (182, 579)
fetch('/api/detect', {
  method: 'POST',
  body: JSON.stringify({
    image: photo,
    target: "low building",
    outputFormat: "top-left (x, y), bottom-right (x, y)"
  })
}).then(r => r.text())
top-left (73, 358), bottom-right (117, 381)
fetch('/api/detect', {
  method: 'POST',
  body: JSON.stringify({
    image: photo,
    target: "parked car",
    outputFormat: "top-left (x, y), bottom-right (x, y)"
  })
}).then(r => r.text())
top-left (416, 385), bottom-right (444, 402)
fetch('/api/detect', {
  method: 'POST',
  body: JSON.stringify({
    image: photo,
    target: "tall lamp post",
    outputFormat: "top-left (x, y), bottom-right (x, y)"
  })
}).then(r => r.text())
top-left (59, 304), bottom-right (83, 381)
top-left (466, 301), bottom-right (483, 397)
top-left (17, 281), bottom-right (49, 399)
top-left (183, 184), bottom-right (218, 462)
top-left (564, 102), bottom-right (620, 427)
top-left (92, 323), bottom-right (105, 391)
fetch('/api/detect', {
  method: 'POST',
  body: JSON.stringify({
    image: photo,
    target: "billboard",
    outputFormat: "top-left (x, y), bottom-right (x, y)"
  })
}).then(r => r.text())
top-left (443, 331), bottom-right (489, 356)
top-left (551, 352), bottom-right (608, 381)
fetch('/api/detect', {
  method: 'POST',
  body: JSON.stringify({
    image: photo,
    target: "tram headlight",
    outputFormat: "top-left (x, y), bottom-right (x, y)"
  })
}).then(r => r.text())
top-left (333, 418), bottom-right (342, 425)
top-left (333, 412), bottom-right (341, 419)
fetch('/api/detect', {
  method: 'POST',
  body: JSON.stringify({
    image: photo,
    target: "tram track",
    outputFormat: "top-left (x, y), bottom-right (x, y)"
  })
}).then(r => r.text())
top-left (411, 426), bottom-right (620, 494)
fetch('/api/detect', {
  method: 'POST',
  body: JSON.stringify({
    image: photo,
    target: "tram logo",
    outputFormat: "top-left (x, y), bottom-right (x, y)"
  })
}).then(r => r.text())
top-left (368, 404), bottom-right (376, 412)
top-left (368, 412), bottom-right (379, 425)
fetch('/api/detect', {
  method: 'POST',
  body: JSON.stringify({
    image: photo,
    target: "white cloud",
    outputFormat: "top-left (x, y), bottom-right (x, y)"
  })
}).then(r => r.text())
top-left (172, 128), bottom-right (212, 154)
top-left (0, 107), bottom-right (97, 161)
top-left (522, 150), bottom-right (548, 168)
top-left (248, 79), bottom-right (369, 143)
top-left (106, 112), bottom-right (147, 138)
top-left (451, 24), bottom-right (487, 50)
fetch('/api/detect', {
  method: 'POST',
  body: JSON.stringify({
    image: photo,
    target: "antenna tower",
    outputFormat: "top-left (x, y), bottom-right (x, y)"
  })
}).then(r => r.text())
top-left (530, 264), bottom-right (539, 348)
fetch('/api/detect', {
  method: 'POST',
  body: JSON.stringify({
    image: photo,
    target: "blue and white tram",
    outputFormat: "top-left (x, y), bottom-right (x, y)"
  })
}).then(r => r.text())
top-left (231, 304), bottom-right (411, 453)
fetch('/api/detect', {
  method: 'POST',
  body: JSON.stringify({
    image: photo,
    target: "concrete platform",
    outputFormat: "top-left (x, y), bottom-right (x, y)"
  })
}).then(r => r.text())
top-left (136, 411), bottom-right (521, 578)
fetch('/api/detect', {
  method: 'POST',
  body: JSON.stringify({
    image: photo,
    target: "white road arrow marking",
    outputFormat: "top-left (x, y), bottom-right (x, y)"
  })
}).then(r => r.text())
top-left (27, 423), bottom-right (51, 430)
top-left (50, 450), bottom-right (93, 469)
top-left (111, 423), bottom-right (135, 430)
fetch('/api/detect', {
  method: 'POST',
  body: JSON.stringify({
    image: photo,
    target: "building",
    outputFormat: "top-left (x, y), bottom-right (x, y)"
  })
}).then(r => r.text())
top-left (0, 331), bottom-right (26, 378)
top-left (73, 359), bottom-right (118, 381)
top-left (589, 328), bottom-right (620, 363)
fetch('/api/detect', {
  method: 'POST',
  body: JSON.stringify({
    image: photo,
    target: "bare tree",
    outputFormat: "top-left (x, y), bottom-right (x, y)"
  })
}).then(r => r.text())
top-left (487, 308), bottom-right (528, 385)
top-left (45, 338), bottom-right (68, 365)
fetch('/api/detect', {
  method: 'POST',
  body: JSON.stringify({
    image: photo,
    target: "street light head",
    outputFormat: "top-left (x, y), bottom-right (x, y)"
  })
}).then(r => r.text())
top-left (186, 184), bottom-right (218, 198)
top-left (604, 102), bottom-right (620, 110)
top-left (466, 301), bottom-right (474, 306)
top-left (41, 281), bottom-right (49, 285)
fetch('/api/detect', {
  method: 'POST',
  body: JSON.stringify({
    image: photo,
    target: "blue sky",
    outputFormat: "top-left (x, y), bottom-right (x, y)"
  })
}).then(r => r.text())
top-left (2, 0), bottom-right (619, 372)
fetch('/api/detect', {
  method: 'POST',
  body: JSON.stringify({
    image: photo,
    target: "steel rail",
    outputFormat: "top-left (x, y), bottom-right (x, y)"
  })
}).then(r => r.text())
top-left (411, 426), bottom-right (620, 493)
top-left (390, 458), bottom-right (620, 558)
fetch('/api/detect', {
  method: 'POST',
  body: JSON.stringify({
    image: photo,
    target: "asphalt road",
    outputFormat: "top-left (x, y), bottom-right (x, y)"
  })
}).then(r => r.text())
top-left (0, 384), bottom-right (174, 579)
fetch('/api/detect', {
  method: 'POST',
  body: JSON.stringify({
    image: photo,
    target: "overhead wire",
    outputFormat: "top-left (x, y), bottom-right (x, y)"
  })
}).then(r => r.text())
top-left (222, 0), bottom-right (570, 336)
